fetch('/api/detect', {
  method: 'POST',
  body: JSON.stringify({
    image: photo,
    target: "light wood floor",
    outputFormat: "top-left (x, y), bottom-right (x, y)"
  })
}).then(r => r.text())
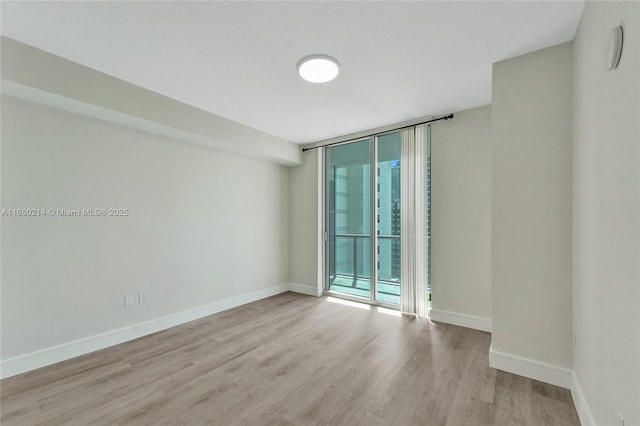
top-left (1, 292), bottom-right (579, 425)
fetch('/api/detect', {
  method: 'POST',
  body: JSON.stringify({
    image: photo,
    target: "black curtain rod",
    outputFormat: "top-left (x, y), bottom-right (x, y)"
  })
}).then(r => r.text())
top-left (301, 113), bottom-right (454, 152)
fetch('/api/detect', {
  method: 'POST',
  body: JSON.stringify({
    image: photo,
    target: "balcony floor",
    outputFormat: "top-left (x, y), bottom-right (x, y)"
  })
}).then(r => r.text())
top-left (329, 275), bottom-right (400, 305)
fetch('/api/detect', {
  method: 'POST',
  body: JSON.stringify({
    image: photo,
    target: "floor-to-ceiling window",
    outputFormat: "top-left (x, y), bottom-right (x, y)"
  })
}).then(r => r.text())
top-left (375, 132), bottom-right (401, 304)
top-left (325, 125), bottom-right (429, 306)
top-left (326, 137), bottom-right (374, 300)
top-left (323, 122), bottom-right (436, 314)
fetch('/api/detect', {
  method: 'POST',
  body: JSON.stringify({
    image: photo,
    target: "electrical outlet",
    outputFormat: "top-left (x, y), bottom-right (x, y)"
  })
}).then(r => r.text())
top-left (139, 292), bottom-right (147, 304)
top-left (436, 283), bottom-right (444, 293)
top-left (572, 331), bottom-right (576, 347)
top-left (124, 294), bottom-right (135, 307)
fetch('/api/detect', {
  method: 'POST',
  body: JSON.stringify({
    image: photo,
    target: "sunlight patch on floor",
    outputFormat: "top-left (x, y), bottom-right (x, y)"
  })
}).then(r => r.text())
top-left (377, 306), bottom-right (402, 317)
top-left (326, 296), bottom-right (371, 310)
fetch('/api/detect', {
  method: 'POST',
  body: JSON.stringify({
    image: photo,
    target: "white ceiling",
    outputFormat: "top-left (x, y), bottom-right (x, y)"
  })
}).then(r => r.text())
top-left (1, 1), bottom-right (584, 144)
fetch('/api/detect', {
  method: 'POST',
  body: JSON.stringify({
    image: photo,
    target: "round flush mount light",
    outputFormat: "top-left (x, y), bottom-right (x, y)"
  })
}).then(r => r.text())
top-left (297, 55), bottom-right (340, 83)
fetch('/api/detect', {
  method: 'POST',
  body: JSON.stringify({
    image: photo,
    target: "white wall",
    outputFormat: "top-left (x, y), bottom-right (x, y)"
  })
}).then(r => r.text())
top-left (288, 149), bottom-right (322, 295)
top-left (572, 2), bottom-right (640, 425)
top-left (430, 106), bottom-right (492, 331)
top-left (1, 96), bottom-right (290, 364)
top-left (491, 42), bottom-right (574, 373)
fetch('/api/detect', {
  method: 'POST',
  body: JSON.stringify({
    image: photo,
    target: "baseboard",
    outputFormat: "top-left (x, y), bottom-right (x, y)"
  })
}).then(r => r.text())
top-left (286, 282), bottom-right (323, 297)
top-left (429, 309), bottom-right (492, 332)
top-left (488, 344), bottom-right (571, 389)
top-left (571, 371), bottom-right (596, 426)
top-left (0, 284), bottom-right (289, 379)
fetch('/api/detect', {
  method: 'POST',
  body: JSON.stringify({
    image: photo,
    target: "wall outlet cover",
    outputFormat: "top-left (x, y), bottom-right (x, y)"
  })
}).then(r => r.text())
top-left (124, 295), bottom-right (135, 307)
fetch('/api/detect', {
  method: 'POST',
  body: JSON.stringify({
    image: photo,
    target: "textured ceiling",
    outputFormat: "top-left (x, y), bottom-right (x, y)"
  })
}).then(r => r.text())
top-left (1, 1), bottom-right (584, 144)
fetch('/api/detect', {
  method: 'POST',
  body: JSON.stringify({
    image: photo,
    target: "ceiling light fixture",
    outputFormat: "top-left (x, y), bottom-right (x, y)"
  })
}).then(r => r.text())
top-left (297, 55), bottom-right (340, 83)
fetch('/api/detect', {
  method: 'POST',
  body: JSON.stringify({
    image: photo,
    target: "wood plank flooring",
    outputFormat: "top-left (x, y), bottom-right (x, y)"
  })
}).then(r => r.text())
top-left (1, 292), bottom-right (580, 425)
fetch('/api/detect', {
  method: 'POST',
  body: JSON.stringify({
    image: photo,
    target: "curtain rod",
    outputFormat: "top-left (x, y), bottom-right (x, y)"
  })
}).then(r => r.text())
top-left (301, 113), bottom-right (454, 152)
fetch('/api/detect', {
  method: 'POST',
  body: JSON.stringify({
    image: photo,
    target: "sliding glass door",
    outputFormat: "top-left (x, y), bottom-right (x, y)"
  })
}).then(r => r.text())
top-left (325, 124), bottom-right (433, 314)
top-left (326, 132), bottom-right (401, 306)
top-left (327, 138), bottom-right (372, 300)
top-left (376, 132), bottom-right (401, 304)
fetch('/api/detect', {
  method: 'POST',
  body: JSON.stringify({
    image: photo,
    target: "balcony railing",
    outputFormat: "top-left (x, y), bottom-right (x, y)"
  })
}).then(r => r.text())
top-left (330, 233), bottom-right (400, 286)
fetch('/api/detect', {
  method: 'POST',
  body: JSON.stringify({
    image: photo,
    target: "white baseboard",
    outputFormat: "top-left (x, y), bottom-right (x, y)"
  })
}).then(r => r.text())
top-left (429, 309), bottom-right (492, 332)
top-left (489, 344), bottom-right (571, 389)
top-left (286, 282), bottom-right (323, 297)
top-left (571, 371), bottom-right (596, 426)
top-left (0, 284), bottom-right (289, 379)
